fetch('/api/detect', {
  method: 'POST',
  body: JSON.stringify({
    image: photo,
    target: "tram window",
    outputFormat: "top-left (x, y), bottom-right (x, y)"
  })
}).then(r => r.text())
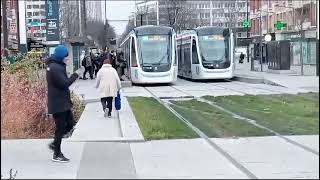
top-left (192, 40), bottom-right (199, 64)
top-left (131, 38), bottom-right (137, 67)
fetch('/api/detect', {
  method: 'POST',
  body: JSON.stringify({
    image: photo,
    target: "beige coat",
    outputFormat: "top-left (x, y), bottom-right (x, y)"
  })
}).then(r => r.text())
top-left (95, 64), bottom-right (121, 98)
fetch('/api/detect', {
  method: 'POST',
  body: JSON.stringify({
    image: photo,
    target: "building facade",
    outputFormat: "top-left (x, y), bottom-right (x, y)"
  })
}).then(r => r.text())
top-left (250, 0), bottom-right (318, 75)
top-left (134, 0), bottom-right (249, 38)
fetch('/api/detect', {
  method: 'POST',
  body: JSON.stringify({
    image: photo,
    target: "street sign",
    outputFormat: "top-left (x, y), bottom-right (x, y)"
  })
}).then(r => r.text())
top-left (274, 20), bottom-right (287, 30)
top-left (242, 19), bottom-right (250, 28)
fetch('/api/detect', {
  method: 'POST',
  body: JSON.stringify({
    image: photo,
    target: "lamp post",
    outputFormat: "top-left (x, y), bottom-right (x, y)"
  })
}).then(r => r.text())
top-left (256, 9), bottom-right (273, 72)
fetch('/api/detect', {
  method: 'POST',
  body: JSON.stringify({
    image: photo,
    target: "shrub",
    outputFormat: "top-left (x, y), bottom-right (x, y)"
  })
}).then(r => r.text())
top-left (1, 52), bottom-right (84, 139)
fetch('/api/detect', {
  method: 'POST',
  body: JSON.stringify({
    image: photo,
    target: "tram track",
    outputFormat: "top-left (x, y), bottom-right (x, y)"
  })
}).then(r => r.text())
top-left (144, 82), bottom-right (319, 157)
top-left (143, 87), bottom-right (258, 179)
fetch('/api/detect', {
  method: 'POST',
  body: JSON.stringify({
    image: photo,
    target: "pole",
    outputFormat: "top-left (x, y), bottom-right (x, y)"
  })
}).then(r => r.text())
top-left (210, 0), bottom-right (212, 26)
top-left (259, 6), bottom-right (263, 72)
top-left (156, 0), bottom-right (159, 25)
top-left (18, 0), bottom-right (27, 53)
top-left (2, 0), bottom-right (8, 57)
top-left (316, 0), bottom-right (319, 76)
top-left (246, 0), bottom-right (250, 64)
top-left (78, 0), bottom-right (82, 37)
top-left (300, 0), bottom-right (304, 76)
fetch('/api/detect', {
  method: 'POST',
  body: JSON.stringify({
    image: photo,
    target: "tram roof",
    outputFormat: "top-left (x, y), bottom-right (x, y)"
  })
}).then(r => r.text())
top-left (177, 26), bottom-right (230, 37)
top-left (134, 25), bottom-right (174, 36)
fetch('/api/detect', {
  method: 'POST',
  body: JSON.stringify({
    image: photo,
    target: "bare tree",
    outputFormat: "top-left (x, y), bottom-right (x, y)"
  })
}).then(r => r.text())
top-left (162, 0), bottom-right (197, 31)
top-left (136, 2), bottom-right (149, 26)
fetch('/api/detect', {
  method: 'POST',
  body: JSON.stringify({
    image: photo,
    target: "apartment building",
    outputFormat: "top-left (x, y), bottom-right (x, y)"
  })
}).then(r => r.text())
top-left (250, 0), bottom-right (317, 37)
top-left (250, 0), bottom-right (318, 74)
top-left (134, 0), bottom-right (248, 38)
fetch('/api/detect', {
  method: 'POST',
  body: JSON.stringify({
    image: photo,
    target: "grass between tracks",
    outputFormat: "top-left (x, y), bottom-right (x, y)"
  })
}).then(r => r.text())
top-left (170, 99), bottom-right (273, 138)
top-left (127, 97), bottom-right (199, 140)
top-left (203, 92), bottom-right (319, 135)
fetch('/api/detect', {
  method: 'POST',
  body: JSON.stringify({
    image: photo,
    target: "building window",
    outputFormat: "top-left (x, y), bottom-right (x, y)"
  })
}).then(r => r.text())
top-left (27, 5), bottom-right (32, 9)
top-left (33, 12), bottom-right (40, 16)
top-left (41, 19), bottom-right (46, 23)
top-left (238, 33), bottom-right (242, 37)
top-left (33, 5), bottom-right (39, 9)
top-left (27, 12), bottom-right (32, 17)
top-left (40, 5), bottom-right (45, 9)
top-left (41, 26), bottom-right (46, 30)
top-left (40, 11), bottom-right (45, 16)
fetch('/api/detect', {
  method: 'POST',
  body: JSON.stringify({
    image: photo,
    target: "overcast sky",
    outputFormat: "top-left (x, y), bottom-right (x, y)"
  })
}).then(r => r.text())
top-left (106, 1), bottom-right (137, 37)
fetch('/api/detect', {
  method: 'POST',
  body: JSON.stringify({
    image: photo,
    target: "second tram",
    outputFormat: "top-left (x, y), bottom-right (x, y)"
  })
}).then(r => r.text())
top-left (176, 26), bottom-right (235, 80)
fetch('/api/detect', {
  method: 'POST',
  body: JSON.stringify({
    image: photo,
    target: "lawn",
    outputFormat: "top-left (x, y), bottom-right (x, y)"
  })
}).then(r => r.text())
top-left (170, 99), bottom-right (273, 138)
top-left (203, 92), bottom-right (319, 135)
top-left (127, 97), bottom-right (199, 140)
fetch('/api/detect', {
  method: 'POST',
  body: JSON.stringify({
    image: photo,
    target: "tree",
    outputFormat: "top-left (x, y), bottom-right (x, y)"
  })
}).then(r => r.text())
top-left (162, 0), bottom-right (197, 32)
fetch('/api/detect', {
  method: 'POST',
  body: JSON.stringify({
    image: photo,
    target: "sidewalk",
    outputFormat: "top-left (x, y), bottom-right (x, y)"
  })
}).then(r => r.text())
top-left (1, 78), bottom-right (319, 179)
top-left (1, 136), bottom-right (318, 179)
top-left (234, 61), bottom-right (319, 92)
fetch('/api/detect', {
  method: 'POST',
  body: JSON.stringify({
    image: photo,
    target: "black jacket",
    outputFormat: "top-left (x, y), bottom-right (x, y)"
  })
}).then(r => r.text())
top-left (46, 58), bottom-right (78, 114)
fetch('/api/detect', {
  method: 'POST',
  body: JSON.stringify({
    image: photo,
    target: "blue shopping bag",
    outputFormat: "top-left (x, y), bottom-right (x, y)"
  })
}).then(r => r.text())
top-left (115, 91), bottom-right (121, 110)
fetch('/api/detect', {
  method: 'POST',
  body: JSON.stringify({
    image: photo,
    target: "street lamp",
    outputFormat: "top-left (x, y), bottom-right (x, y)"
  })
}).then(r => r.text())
top-left (256, 9), bottom-right (273, 72)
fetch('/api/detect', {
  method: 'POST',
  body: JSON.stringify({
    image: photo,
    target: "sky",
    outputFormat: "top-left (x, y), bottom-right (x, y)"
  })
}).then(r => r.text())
top-left (106, 1), bottom-right (137, 37)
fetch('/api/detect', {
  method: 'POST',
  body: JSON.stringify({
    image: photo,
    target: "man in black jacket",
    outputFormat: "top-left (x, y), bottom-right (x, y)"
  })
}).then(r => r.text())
top-left (46, 45), bottom-right (79, 163)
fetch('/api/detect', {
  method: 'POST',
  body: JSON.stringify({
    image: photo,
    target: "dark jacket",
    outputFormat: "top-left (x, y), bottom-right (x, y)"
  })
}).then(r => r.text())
top-left (46, 58), bottom-right (78, 114)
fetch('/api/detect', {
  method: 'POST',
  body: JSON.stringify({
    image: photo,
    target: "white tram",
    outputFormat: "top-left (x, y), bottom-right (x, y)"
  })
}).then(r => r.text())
top-left (119, 25), bottom-right (178, 84)
top-left (176, 26), bottom-right (235, 80)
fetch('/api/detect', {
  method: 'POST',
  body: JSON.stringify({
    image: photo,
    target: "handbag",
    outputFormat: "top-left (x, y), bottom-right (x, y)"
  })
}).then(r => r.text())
top-left (115, 90), bottom-right (121, 110)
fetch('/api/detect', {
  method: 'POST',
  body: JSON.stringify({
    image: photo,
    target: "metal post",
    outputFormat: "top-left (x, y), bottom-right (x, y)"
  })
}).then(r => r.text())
top-left (246, 0), bottom-right (250, 63)
top-left (2, 0), bottom-right (8, 57)
top-left (156, 0), bottom-right (159, 25)
top-left (78, 0), bottom-right (82, 37)
top-left (259, 6), bottom-right (263, 71)
top-left (210, 0), bottom-right (213, 26)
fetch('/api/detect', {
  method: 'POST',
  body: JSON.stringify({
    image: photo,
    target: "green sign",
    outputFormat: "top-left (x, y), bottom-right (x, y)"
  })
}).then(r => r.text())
top-left (242, 19), bottom-right (250, 28)
top-left (30, 21), bottom-right (39, 26)
top-left (274, 20), bottom-right (286, 30)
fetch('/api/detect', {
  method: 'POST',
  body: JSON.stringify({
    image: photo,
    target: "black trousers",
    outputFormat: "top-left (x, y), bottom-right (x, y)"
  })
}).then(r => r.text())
top-left (94, 63), bottom-right (100, 77)
top-left (83, 66), bottom-right (93, 79)
top-left (52, 110), bottom-right (75, 156)
top-left (101, 97), bottom-right (113, 113)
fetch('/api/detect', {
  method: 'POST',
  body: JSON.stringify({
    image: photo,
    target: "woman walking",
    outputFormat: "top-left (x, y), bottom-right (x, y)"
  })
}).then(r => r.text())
top-left (95, 58), bottom-right (121, 118)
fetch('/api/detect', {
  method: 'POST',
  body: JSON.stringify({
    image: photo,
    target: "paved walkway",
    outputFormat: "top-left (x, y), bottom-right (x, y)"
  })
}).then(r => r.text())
top-left (234, 61), bottom-right (319, 91)
top-left (1, 77), bottom-right (319, 179)
top-left (2, 136), bottom-right (319, 179)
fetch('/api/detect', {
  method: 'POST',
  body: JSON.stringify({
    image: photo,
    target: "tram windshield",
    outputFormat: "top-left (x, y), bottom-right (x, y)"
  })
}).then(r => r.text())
top-left (198, 35), bottom-right (229, 63)
top-left (137, 35), bottom-right (171, 65)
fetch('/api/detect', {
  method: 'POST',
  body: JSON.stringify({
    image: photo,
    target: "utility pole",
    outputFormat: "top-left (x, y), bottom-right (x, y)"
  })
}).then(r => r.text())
top-left (156, 0), bottom-right (159, 25)
top-left (2, 0), bottom-right (8, 57)
top-left (259, 1), bottom-right (263, 72)
top-left (246, 0), bottom-right (250, 64)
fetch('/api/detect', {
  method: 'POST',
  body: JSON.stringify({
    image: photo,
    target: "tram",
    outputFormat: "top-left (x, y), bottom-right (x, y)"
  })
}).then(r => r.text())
top-left (119, 25), bottom-right (178, 84)
top-left (176, 26), bottom-right (235, 80)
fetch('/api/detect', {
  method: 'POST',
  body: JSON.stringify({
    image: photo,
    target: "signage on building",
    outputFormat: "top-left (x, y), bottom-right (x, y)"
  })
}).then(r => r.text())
top-left (27, 38), bottom-right (46, 51)
top-left (45, 0), bottom-right (60, 44)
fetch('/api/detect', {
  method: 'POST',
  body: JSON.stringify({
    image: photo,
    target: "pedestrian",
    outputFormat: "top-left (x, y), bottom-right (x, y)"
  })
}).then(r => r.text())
top-left (92, 53), bottom-right (100, 78)
top-left (239, 52), bottom-right (245, 64)
top-left (109, 50), bottom-right (117, 69)
top-left (46, 45), bottom-right (79, 163)
top-left (82, 51), bottom-right (93, 80)
top-left (95, 58), bottom-right (121, 118)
